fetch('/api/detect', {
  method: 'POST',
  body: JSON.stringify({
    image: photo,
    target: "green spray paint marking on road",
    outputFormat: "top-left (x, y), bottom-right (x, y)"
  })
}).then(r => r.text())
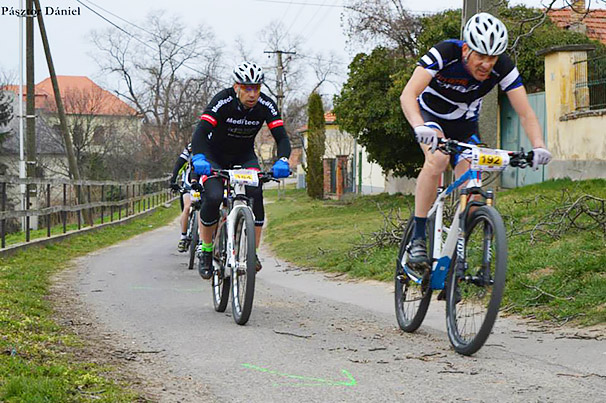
top-left (242, 364), bottom-right (356, 387)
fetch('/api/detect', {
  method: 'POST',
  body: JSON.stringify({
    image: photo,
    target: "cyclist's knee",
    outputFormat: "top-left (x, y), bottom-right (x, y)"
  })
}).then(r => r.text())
top-left (423, 152), bottom-right (449, 173)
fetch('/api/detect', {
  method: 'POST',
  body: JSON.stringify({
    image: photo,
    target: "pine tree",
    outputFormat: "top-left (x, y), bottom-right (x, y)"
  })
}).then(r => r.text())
top-left (305, 92), bottom-right (326, 199)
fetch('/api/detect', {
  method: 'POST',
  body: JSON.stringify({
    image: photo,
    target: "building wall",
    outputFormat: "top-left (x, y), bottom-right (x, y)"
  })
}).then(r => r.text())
top-left (543, 47), bottom-right (606, 180)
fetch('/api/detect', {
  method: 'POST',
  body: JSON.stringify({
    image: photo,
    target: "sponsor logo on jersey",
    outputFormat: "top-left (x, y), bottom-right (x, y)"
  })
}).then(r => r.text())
top-left (211, 96), bottom-right (233, 113)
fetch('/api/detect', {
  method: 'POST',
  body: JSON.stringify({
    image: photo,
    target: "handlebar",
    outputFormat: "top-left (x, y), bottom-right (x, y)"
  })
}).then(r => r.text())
top-left (436, 138), bottom-right (534, 169)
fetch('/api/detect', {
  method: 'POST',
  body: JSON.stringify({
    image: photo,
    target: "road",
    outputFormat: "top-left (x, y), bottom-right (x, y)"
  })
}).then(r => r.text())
top-left (73, 220), bottom-right (606, 402)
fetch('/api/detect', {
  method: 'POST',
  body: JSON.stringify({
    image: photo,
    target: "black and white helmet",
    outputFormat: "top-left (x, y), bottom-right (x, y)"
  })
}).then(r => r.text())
top-left (463, 12), bottom-right (508, 56)
top-left (232, 61), bottom-right (264, 85)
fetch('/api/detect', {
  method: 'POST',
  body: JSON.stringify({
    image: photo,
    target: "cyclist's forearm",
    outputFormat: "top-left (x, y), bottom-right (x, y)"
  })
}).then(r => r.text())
top-left (520, 113), bottom-right (545, 149)
top-left (400, 92), bottom-right (425, 128)
top-left (270, 125), bottom-right (291, 159)
top-left (191, 120), bottom-right (213, 155)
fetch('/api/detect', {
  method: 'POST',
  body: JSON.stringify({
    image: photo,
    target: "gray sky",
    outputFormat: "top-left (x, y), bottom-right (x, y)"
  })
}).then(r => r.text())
top-left (0, 0), bottom-right (593, 98)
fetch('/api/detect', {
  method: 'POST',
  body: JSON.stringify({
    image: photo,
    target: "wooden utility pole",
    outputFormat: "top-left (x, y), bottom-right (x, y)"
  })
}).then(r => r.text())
top-left (462, 0), bottom-right (500, 150)
top-left (263, 50), bottom-right (296, 112)
top-left (34, 0), bottom-right (91, 224)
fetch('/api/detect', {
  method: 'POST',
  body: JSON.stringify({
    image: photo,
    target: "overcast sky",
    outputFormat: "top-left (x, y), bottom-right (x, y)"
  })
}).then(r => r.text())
top-left (0, 0), bottom-right (597, 99)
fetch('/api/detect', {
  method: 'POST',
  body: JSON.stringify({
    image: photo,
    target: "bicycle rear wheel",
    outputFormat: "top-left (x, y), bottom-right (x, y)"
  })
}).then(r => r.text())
top-left (212, 218), bottom-right (230, 312)
top-left (446, 205), bottom-right (507, 355)
top-left (187, 210), bottom-right (199, 270)
top-left (395, 214), bottom-right (432, 332)
top-left (231, 207), bottom-right (256, 325)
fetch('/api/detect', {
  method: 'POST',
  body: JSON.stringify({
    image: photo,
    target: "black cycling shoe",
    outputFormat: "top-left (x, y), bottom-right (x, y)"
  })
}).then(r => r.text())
top-left (255, 254), bottom-right (262, 272)
top-left (177, 239), bottom-right (187, 253)
top-left (405, 238), bottom-right (430, 280)
top-left (198, 251), bottom-right (213, 280)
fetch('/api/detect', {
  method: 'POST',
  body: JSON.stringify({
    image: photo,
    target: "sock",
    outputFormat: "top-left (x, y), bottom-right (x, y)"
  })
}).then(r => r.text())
top-left (413, 216), bottom-right (427, 240)
top-left (201, 241), bottom-right (213, 252)
top-left (180, 233), bottom-right (187, 240)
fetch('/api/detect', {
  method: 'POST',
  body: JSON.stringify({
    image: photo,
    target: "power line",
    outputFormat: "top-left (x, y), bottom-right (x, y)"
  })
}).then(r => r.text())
top-left (252, 0), bottom-right (343, 7)
top-left (74, 0), bottom-right (231, 85)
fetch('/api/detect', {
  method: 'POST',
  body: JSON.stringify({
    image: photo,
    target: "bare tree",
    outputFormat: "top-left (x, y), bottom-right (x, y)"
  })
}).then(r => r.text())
top-left (342, 0), bottom-right (420, 57)
top-left (91, 11), bottom-right (223, 177)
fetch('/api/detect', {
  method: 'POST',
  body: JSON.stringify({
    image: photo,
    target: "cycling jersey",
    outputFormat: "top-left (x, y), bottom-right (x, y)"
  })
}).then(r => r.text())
top-left (191, 87), bottom-right (291, 159)
top-left (170, 147), bottom-right (192, 186)
top-left (417, 39), bottom-right (523, 121)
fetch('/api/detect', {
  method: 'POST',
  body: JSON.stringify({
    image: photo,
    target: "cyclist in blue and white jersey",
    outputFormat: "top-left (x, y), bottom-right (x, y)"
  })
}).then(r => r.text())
top-left (190, 61), bottom-right (291, 279)
top-left (169, 143), bottom-right (202, 252)
top-left (400, 12), bottom-right (552, 276)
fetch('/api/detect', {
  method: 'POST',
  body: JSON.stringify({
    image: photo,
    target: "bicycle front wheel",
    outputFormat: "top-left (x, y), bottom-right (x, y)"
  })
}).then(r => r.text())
top-left (395, 214), bottom-right (432, 332)
top-left (212, 219), bottom-right (230, 312)
top-left (188, 210), bottom-right (199, 270)
top-left (231, 207), bottom-right (256, 325)
top-left (446, 205), bottom-right (507, 356)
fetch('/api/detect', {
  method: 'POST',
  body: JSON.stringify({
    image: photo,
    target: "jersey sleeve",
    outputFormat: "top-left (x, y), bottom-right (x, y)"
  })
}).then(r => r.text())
top-left (198, 88), bottom-right (232, 128)
top-left (417, 40), bottom-right (459, 77)
top-left (261, 96), bottom-right (291, 159)
top-left (496, 54), bottom-right (523, 92)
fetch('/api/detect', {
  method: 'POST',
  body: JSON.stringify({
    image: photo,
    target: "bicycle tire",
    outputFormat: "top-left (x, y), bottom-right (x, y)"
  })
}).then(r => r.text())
top-left (395, 214), bottom-right (433, 332)
top-left (231, 207), bottom-right (256, 325)
top-left (187, 210), bottom-right (199, 270)
top-left (446, 205), bottom-right (507, 356)
top-left (212, 218), bottom-right (230, 312)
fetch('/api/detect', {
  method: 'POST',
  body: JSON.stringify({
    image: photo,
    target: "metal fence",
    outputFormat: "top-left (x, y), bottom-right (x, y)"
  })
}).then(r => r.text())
top-left (0, 175), bottom-right (172, 249)
top-left (574, 54), bottom-right (606, 111)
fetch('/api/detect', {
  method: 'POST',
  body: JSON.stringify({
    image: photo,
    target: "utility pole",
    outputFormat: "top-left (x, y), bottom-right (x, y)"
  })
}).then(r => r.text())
top-left (34, 0), bottom-right (90, 224)
top-left (263, 50), bottom-right (296, 198)
top-left (263, 50), bottom-right (296, 113)
top-left (462, 0), bottom-right (500, 150)
top-left (25, 0), bottom-right (37, 230)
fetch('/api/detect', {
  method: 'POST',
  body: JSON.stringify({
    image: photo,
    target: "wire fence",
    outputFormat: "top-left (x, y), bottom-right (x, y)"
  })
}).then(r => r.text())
top-left (0, 175), bottom-right (173, 249)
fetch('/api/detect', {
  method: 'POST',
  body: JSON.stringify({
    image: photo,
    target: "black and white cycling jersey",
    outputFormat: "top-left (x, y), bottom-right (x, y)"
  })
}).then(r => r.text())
top-left (417, 39), bottom-right (523, 121)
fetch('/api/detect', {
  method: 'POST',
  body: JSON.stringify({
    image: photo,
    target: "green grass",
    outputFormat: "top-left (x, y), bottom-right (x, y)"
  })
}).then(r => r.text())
top-left (264, 179), bottom-right (606, 326)
top-left (0, 202), bottom-right (180, 402)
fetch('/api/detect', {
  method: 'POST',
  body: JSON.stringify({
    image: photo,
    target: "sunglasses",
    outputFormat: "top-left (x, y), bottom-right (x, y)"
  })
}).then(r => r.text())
top-left (240, 84), bottom-right (261, 93)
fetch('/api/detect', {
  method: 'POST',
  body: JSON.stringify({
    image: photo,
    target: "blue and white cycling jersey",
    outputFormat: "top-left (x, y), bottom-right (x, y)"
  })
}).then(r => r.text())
top-left (178, 147), bottom-right (192, 187)
top-left (417, 39), bottom-right (523, 121)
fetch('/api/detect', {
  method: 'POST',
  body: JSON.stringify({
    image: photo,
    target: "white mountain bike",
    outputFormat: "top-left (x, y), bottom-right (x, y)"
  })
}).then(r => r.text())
top-left (395, 138), bottom-right (534, 355)
top-left (210, 168), bottom-right (278, 325)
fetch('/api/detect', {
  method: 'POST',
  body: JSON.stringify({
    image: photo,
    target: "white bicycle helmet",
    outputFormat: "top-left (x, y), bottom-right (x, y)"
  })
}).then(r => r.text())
top-left (232, 61), bottom-right (264, 85)
top-left (463, 12), bottom-right (508, 56)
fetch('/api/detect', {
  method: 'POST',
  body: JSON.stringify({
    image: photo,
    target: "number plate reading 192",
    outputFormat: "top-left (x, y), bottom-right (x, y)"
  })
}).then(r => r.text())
top-left (229, 169), bottom-right (260, 187)
top-left (471, 148), bottom-right (510, 171)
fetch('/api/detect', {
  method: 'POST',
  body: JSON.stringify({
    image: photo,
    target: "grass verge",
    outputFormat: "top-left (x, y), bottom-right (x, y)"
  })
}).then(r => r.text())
top-left (0, 203), bottom-right (180, 402)
top-left (264, 179), bottom-right (606, 326)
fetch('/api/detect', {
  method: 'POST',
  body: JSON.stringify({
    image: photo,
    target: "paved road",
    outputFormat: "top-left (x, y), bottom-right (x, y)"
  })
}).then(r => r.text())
top-left (75, 220), bottom-right (606, 402)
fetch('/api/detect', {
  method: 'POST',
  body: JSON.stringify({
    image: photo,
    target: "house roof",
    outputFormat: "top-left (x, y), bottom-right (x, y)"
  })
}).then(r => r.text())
top-left (297, 111), bottom-right (337, 133)
top-left (3, 76), bottom-right (138, 117)
top-left (548, 9), bottom-right (606, 44)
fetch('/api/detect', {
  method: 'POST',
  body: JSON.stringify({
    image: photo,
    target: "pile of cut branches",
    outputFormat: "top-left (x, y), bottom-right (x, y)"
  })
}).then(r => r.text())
top-left (510, 191), bottom-right (606, 244)
top-left (348, 203), bottom-right (409, 258)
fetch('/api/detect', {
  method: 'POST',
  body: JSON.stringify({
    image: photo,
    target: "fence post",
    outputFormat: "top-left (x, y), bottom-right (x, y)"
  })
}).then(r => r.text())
top-left (88, 185), bottom-right (92, 227)
top-left (25, 185), bottom-right (30, 242)
top-left (47, 183), bottom-right (51, 238)
top-left (118, 185), bottom-right (122, 220)
top-left (77, 185), bottom-right (81, 230)
top-left (63, 183), bottom-right (67, 233)
top-left (101, 185), bottom-right (104, 224)
top-left (110, 185), bottom-right (114, 222)
top-left (126, 185), bottom-right (129, 217)
top-left (1, 182), bottom-right (6, 248)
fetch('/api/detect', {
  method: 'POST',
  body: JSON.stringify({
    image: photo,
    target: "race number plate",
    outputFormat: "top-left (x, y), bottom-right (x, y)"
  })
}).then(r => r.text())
top-left (471, 147), bottom-right (510, 171)
top-left (229, 169), bottom-right (259, 187)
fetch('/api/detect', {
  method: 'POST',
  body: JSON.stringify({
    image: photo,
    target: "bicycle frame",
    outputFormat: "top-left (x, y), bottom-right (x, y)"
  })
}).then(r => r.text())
top-left (222, 180), bottom-right (253, 277)
top-left (424, 169), bottom-right (483, 290)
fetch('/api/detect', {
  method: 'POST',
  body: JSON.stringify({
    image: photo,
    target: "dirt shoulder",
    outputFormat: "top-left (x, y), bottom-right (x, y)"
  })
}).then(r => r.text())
top-left (50, 263), bottom-right (216, 403)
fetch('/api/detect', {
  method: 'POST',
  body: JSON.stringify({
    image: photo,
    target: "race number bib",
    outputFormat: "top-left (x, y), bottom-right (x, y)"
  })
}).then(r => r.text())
top-left (471, 148), bottom-right (510, 171)
top-left (229, 169), bottom-right (259, 187)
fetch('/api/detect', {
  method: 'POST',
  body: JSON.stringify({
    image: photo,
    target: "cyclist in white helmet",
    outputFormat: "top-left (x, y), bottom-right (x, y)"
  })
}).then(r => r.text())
top-left (399, 12), bottom-right (552, 277)
top-left (190, 61), bottom-right (291, 279)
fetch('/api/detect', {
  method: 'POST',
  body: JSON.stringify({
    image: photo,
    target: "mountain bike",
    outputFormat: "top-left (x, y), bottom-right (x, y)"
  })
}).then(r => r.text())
top-left (179, 184), bottom-right (203, 270)
top-left (209, 168), bottom-right (278, 325)
top-left (395, 138), bottom-right (534, 355)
